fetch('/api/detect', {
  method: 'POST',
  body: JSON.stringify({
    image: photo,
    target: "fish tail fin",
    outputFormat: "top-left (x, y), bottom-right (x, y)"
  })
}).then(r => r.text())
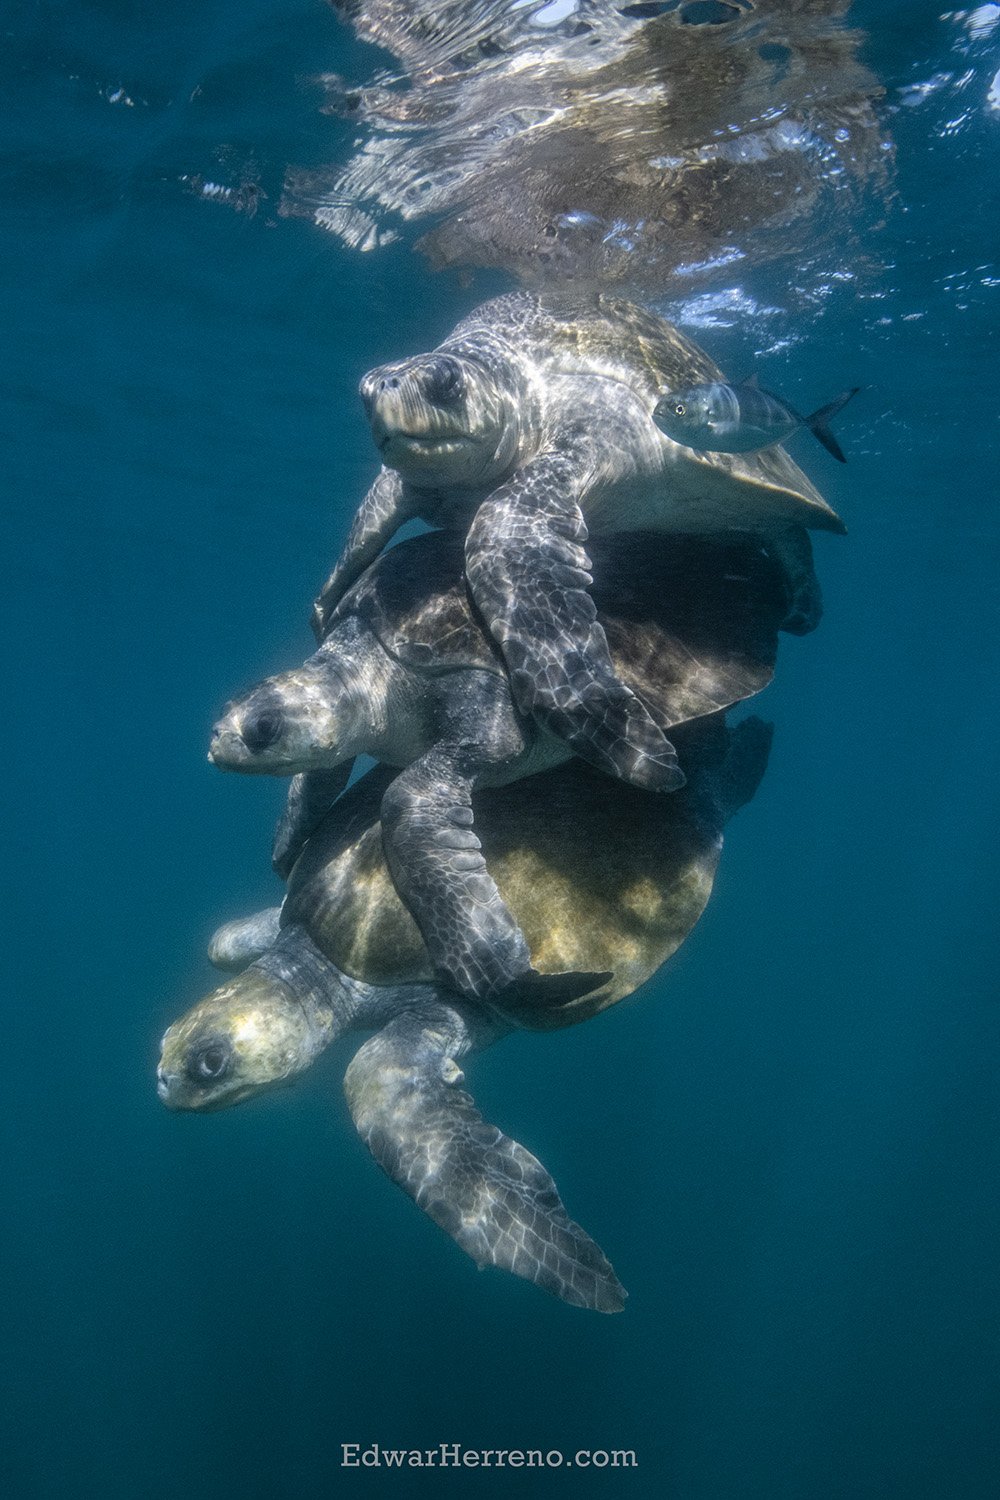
top-left (805, 387), bottom-right (861, 463)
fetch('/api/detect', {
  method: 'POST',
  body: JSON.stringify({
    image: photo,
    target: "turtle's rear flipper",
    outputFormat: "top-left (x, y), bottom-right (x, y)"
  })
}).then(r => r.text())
top-left (465, 469), bottom-right (685, 793)
top-left (764, 523), bottom-right (823, 636)
top-left (345, 1006), bottom-right (627, 1313)
top-left (710, 715), bottom-right (775, 822)
top-left (495, 968), bottom-right (614, 1019)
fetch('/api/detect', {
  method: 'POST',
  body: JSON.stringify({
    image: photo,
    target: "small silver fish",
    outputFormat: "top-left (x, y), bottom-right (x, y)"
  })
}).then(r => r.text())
top-left (653, 375), bottom-right (860, 463)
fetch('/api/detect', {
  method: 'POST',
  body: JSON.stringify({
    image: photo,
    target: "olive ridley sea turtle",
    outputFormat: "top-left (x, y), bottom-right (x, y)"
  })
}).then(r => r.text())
top-left (311, 291), bottom-right (844, 799)
top-left (211, 530), bottom-right (787, 1009)
top-left (159, 716), bottom-right (771, 1312)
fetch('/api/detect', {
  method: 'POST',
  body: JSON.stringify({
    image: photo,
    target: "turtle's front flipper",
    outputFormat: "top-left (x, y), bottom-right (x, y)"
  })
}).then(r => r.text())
top-left (465, 461), bottom-right (685, 792)
top-left (765, 523), bottom-right (823, 635)
top-left (272, 765), bottom-right (355, 880)
top-left (344, 1004), bottom-right (627, 1312)
top-left (380, 737), bottom-right (606, 1008)
top-left (312, 468), bottom-right (413, 641)
top-left (207, 907), bottom-right (283, 971)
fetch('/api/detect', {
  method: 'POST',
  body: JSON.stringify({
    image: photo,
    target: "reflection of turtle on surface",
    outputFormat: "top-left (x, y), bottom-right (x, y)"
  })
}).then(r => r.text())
top-left (211, 529), bottom-right (787, 1011)
top-left (297, 0), bottom-right (888, 293)
top-left (159, 716), bottom-right (772, 1312)
top-left (313, 290), bottom-right (843, 802)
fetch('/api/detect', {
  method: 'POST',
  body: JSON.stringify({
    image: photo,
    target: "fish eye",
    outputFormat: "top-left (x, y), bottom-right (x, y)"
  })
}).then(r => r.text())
top-left (187, 1040), bottom-right (231, 1084)
top-left (242, 707), bottom-right (283, 753)
top-left (674, 402), bottom-right (686, 416)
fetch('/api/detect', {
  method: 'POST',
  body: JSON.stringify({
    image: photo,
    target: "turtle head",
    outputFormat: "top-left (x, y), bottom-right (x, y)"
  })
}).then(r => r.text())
top-left (360, 351), bottom-right (520, 488)
top-left (209, 651), bottom-right (370, 775)
top-left (157, 965), bottom-right (335, 1111)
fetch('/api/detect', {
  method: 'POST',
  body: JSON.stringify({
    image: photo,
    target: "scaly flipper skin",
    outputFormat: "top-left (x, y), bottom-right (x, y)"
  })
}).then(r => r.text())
top-left (465, 456), bottom-right (685, 792)
top-left (380, 742), bottom-right (606, 1007)
top-left (312, 468), bottom-right (412, 641)
top-left (344, 1004), bottom-right (627, 1312)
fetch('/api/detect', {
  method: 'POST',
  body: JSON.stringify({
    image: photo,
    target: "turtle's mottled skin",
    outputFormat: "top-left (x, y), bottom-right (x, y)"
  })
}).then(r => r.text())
top-left (211, 530), bottom-right (786, 1008)
top-left (159, 718), bottom-right (771, 1312)
top-left (313, 291), bottom-right (843, 793)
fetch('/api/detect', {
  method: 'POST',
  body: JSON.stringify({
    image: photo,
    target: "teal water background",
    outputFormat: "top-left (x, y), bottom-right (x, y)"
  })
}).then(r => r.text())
top-left (2, 2), bottom-right (998, 1495)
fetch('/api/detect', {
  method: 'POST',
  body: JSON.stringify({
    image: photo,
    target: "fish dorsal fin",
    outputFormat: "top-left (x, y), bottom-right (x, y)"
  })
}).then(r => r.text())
top-left (744, 372), bottom-right (760, 389)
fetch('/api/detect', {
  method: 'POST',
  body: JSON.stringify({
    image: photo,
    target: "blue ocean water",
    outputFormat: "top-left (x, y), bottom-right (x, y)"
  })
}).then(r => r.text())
top-left (2, 2), bottom-right (998, 1496)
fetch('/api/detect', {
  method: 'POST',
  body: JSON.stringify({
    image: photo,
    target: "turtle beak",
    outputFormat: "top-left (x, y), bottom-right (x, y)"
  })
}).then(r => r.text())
top-left (208, 722), bottom-right (231, 766)
top-left (156, 1060), bottom-right (180, 1107)
top-left (208, 719), bottom-right (252, 770)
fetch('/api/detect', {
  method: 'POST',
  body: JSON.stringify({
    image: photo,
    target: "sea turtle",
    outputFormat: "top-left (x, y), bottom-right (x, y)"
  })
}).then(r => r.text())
top-left (158, 715), bottom-right (772, 1312)
top-left (311, 290), bottom-right (845, 797)
top-left (210, 529), bottom-right (786, 1008)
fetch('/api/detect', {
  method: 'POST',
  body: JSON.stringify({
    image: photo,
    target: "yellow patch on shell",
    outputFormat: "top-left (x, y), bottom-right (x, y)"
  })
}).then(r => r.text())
top-left (287, 761), bottom-right (723, 1030)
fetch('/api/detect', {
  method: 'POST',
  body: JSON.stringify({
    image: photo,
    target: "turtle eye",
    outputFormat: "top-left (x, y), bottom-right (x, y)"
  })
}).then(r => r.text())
top-left (242, 707), bottom-right (283, 753)
top-left (674, 402), bottom-right (686, 416)
top-left (422, 357), bottom-right (464, 407)
top-left (187, 1040), bottom-right (231, 1084)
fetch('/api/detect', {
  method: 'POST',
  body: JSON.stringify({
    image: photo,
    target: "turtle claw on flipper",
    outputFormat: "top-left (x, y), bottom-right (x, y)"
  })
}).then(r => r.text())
top-left (344, 1005), bottom-right (627, 1312)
